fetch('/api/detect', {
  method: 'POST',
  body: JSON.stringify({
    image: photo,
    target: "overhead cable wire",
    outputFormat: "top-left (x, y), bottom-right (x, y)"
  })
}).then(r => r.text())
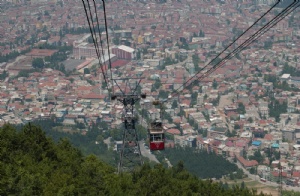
top-left (85, 0), bottom-right (103, 62)
top-left (91, 0), bottom-right (108, 77)
top-left (85, 0), bottom-right (116, 96)
top-left (86, 0), bottom-right (107, 75)
top-left (82, 0), bottom-right (110, 92)
top-left (82, 0), bottom-right (106, 75)
top-left (170, 0), bottom-right (281, 97)
top-left (205, 0), bottom-right (281, 67)
top-left (193, 0), bottom-right (300, 87)
top-left (102, 0), bottom-right (115, 95)
top-left (170, 0), bottom-right (299, 98)
top-left (179, 0), bottom-right (300, 95)
top-left (192, 1), bottom-right (300, 87)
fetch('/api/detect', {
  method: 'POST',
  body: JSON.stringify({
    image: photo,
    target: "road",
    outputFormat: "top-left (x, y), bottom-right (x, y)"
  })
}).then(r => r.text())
top-left (104, 137), bottom-right (112, 148)
top-left (139, 141), bottom-right (159, 163)
top-left (235, 160), bottom-right (300, 192)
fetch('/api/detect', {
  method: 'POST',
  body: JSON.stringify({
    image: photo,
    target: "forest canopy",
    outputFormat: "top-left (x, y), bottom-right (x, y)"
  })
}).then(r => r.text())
top-left (0, 123), bottom-right (267, 195)
top-left (156, 147), bottom-right (238, 179)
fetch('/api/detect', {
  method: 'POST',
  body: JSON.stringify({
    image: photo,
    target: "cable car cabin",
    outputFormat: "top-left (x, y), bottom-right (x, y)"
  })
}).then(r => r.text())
top-left (149, 121), bottom-right (164, 151)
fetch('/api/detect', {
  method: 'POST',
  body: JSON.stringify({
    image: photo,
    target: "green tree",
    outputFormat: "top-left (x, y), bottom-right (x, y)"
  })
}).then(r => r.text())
top-left (248, 117), bottom-right (253, 123)
top-left (249, 167), bottom-right (256, 175)
top-left (152, 79), bottom-right (161, 91)
top-left (0, 70), bottom-right (8, 80)
top-left (268, 100), bottom-right (287, 122)
top-left (32, 58), bottom-right (44, 69)
top-left (249, 150), bottom-right (264, 164)
top-left (158, 90), bottom-right (169, 99)
top-left (84, 68), bottom-right (90, 74)
top-left (191, 92), bottom-right (198, 105)
top-left (0, 123), bottom-right (267, 196)
top-left (264, 41), bottom-right (273, 49)
top-left (202, 129), bottom-right (208, 137)
top-left (192, 54), bottom-right (200, 71)
top-left (241, 181), bottom-right (245, 189)
top-left (213, 79), bottom-right (218, 89)
top-left (236, 168), bottom-right (244, 179)
top-left (237, 102), bottom-right (246, 114)
top-left (172, 100), bottom-right (178, 109)
top-left (234, 124), bottom-right (241, 130)
top-left (113, 37), bottom-right (120, 45)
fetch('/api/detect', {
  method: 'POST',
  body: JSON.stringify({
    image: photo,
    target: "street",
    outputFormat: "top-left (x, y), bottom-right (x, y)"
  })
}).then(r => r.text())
top-left (139, 141), bottom-right (159, 163)
top-left (235, 161), bottom-right (300, 192)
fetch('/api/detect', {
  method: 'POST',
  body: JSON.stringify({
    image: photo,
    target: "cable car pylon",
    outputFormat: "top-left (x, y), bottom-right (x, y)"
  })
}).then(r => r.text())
top-left (111, 78), bottom-right (146, 173)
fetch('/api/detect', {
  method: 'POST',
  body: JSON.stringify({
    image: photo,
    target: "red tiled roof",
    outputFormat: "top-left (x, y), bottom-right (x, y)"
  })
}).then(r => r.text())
top-left (293, 171), bottom-right (300, 178)
top-left (212, 140), bottom-right (221, 146)
top-left (167, 128), bottom-right (181, 135)
top-left (236, 140), bottom-right (247, 148)
top-left (79, 93), bottom-right (105, 99)
top-left (77, 86), bottom-right (93, 91)
top-left (111, 60), bottom-right (130, 68)
top-left (236, 156), bottom-right (258, 167)
top-left (182, 99), bottom-right (191, 106)
top-left (26, 49), bottom-right (58, 57)
top-left (226, 141), bottom-right (234, 147)
top-left (173, 118), bottom-right (181, 124)
top-left (271, 171), bottom-right (288, 177)
top-left (264, 134), bottom-right (273, 141)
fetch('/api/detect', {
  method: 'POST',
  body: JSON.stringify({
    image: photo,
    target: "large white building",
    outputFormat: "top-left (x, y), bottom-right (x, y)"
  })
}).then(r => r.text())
top-left (112, 45), bottom-right (135, 60)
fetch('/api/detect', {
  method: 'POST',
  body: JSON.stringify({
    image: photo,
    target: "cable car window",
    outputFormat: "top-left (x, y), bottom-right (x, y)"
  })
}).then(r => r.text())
top-left (150, 134), bottom-right (164, 142)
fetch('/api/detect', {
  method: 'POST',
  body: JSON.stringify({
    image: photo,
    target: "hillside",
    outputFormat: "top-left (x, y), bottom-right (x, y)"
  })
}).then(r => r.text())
top-left (0, 123), bottom-right (267, 195)
top-left (155, 147), bottom-right (238, 179)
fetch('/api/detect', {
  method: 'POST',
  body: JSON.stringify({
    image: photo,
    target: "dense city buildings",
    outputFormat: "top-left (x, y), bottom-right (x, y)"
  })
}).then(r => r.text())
top-left (0, 0), bottom-right (300, 191)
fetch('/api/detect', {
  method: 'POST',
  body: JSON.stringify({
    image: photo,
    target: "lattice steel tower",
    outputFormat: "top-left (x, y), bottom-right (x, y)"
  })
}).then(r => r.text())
top-left (112, 78), bottom-right (146, 173)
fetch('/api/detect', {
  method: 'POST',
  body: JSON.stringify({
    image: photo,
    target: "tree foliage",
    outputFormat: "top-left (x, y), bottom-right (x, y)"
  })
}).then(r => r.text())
top-left (155, 147), bottom-right (238, 179)
top-left (164, 57), bottom-right (176, 66)
top-left (213, 79), bottom-right (218, 89)
top-left (249, 167), bottom-right (256, 175)
top-left (0, 123), bottom-right (266, 196)
top-left (282, 190), bottom-right (300, 196)
top-left (32, 58), bottom-right (44, 69)
top-left (192, 54), bottom-right (200, 71)
top-left (268, 100), bottom-right (287, 122)
top-left (158, 90), bottom-right (169, 99)
top-left (16, 69), bottom-right (35, 78)
top-left (237, 102), bottom-right (246, 114)
top-left (249, 150), bottom-right (264, 164)
top-left (15, 119), bottom-right (118, 166)
top-left (152, 79), bottom-right (161, 91)
top-left (0, 48), bottom-right (31, 63)
top-left (281, 64), bottom-right (300, 77)
top-left (84, 68), bottom-right (90, 74)
top-left (264, 74), bottom-right (299, 91)
top-left (172, 100), bottom-right (178, 109)
top-left (0, 123), bottom-right (114, 195)
top-left (0, 70), bottom-right (8, 80)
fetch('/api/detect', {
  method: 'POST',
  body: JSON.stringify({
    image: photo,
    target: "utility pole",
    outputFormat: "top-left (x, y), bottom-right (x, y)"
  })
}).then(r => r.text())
top-left (112, 78), bottom-right (146, 173)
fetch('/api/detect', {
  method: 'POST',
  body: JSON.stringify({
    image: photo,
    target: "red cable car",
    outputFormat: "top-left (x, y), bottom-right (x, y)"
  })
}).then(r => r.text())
top-left (149, 121), bottom-right (165, 151)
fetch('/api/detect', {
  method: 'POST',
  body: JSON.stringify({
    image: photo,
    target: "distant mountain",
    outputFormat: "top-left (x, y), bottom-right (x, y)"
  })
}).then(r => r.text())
top-left (0, 123), bottom-right (267, 195)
